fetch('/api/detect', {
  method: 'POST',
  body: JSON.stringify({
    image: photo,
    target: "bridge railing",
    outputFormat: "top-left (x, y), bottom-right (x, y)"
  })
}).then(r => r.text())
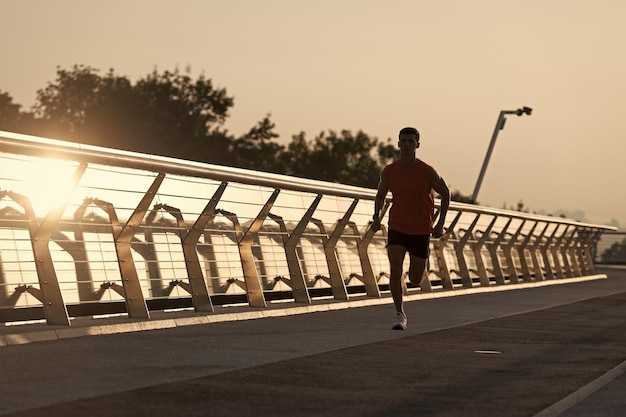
top-left (0, 131), bottom-right (616, 325)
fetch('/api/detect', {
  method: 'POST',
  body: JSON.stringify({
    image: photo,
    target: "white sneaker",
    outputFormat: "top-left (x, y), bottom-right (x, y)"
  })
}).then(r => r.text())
top-left (392, 312), bottom-right (407, 330)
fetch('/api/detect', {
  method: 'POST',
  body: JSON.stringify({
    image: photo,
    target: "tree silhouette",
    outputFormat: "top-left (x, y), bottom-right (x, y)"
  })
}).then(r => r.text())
top-left (229, 115), bottom-right (285, 173)
top-left (28, 65), bottom-right (236, 161)
top-left (0, 91), bottom-right (21, 128)
top-left (0, 64), bottom-right (472, 195)
top-left (280, 129), bottom-right (393, 188)
top-left (0, 91), bottom-right (35, 133)
top-left (601, 237), bottom-right (626, 264)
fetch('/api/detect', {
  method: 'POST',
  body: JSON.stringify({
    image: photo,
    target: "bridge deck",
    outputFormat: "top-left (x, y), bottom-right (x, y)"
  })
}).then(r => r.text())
top-left (1, 267), bottom-right (625, 416)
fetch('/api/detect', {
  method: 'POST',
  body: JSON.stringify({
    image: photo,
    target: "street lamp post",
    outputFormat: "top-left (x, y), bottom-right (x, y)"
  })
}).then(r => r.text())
top-left (471, 106), bottom-right (532, 204)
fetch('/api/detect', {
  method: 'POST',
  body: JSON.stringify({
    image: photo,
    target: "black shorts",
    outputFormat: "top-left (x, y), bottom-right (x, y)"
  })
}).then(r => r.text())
top-left (387, 229), bottom-right (430, 259)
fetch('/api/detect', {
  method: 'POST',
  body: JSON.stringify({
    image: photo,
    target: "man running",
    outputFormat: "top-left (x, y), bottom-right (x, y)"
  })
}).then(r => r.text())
top-left (372, 127), bottom-right (450, 330)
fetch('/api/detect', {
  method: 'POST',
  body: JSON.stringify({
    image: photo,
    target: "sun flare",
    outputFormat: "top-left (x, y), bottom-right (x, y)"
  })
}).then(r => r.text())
top-left (9, 158), bottom-right (83, 217)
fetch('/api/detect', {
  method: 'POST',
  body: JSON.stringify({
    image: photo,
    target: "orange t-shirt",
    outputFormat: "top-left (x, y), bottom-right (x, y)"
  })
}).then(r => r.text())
top-left (383, 159), bottom-right (434, 235)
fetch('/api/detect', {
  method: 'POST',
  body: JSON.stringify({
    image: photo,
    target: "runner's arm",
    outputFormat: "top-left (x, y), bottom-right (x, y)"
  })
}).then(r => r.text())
top-left (372, 170), bottom-right (389, 232)
top-left (429, 167), bottom-right (450, 238)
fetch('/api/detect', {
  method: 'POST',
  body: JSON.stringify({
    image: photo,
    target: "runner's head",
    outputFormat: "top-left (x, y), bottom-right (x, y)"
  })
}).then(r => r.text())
top-left (398, 127), bottom-right (419, 143)
top-left (398, 127), bottom-right (420, 151)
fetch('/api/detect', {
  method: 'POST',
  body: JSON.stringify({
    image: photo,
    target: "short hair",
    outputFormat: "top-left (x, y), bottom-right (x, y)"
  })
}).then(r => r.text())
top-left (399, 127), bottom-right (420, 141)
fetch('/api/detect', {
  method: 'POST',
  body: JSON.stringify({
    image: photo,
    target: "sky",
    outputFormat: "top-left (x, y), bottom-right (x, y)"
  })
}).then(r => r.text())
top-left (1, 0), bottom-right (625, 228)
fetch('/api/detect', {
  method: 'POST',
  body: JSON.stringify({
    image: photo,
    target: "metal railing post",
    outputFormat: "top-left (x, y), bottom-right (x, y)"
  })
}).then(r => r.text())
top-left (518, 222), bottom-right (538, 282)
top-left (503, 220), bottom-right (526, 284)
top-left (473, 216), bottom-right (498, 286)
top-left (268, 194), bottom-right (323, 304)
top-left (455, 214), bottom-right (480, 288)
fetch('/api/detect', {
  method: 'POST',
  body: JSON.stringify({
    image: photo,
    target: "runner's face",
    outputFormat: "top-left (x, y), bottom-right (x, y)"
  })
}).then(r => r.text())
top-left (398, 133), bottom-right (418, 154)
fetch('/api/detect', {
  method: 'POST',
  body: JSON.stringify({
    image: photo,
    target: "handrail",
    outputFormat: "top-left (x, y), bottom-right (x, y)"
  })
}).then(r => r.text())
top-left (0, 130), bottom-right (374, 200)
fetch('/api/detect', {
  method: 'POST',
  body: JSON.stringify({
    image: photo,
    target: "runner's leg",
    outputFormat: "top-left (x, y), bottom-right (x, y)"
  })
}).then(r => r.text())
top-left (387, 244), bottom-right (407, 313)
top-left (408, 255), bottom-right (431, 291)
